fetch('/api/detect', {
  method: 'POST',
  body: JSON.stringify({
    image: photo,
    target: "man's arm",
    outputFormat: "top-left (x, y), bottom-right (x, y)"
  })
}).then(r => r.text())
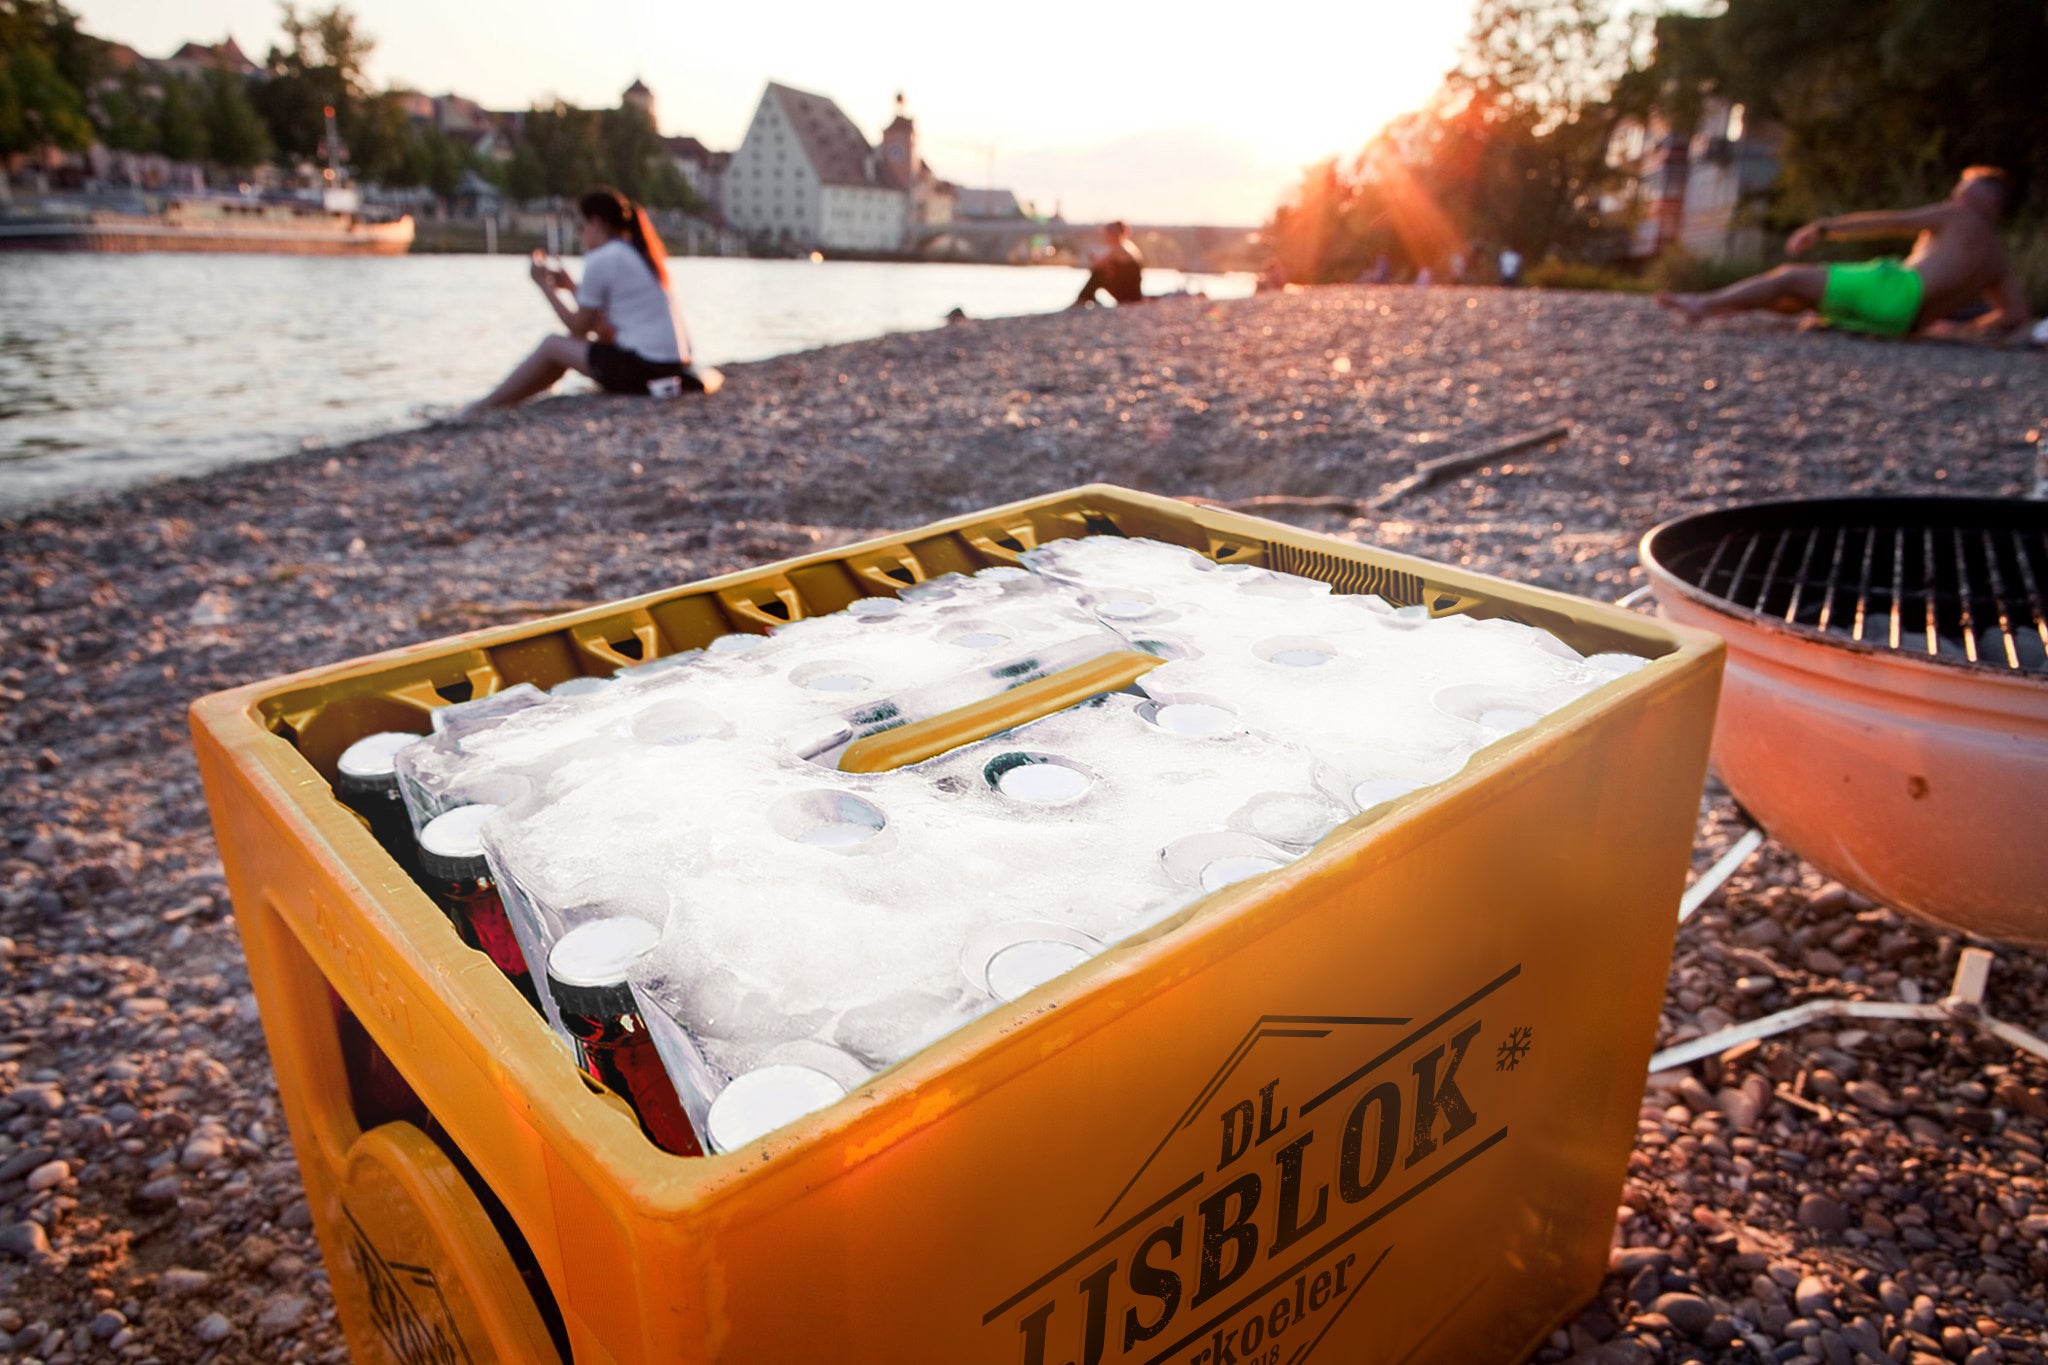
top-left (1787, 203), bottom-right (1951, 255)
top-left (1920, 272), bottom-right (2030, 341)
top-left (1971, 270), bottom-right (2030, 336)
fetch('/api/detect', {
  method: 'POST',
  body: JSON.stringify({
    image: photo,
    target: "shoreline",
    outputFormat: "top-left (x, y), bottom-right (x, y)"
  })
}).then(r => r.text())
top-left (3, 287), bottom-right (2046, 1363)
top-left (0, 261), bottom-right (1257, 523)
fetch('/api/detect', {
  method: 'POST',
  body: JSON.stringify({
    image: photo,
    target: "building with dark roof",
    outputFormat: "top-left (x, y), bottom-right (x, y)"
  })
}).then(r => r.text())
top-left (722, 81), bottom-right (910, 251)
top-left (159, 37), bottom-right (260, 82)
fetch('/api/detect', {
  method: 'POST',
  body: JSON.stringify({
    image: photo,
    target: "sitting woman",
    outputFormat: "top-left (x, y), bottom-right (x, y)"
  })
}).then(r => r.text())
top-left (470, 188), bottom-right (702, 412)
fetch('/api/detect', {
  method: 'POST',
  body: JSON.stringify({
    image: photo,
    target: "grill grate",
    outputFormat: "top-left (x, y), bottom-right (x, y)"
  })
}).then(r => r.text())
top-left (1686, 520), bottom-right (2048, 673)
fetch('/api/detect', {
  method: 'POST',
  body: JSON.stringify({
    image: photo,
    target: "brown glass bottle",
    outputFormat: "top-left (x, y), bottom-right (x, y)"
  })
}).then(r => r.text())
top-left (334, 731), bottom-right (425, 879)
top-left (546, 918), bottom-right (703, 1157)
top-left (417, 805), bottom-right (540, 1011)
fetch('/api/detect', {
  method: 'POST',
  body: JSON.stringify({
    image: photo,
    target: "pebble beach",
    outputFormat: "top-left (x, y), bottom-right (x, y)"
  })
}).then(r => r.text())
top-left (2, 286), bottom-right (2046, 1364)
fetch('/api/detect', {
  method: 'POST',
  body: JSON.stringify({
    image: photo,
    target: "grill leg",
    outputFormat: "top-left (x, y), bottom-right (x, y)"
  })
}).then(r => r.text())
top-left (1648, 949), bottom-right (2048, 1073)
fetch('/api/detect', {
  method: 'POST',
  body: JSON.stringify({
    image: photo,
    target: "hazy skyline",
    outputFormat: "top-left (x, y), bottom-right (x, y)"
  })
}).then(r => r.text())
top-left (68, 0), bottom-right (1476, 223)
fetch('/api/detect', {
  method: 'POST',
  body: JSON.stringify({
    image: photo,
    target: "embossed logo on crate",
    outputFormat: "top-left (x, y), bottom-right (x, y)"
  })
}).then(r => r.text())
top-left (344, 1207), bottom-right (476, 1365)
top-left (983, 964), bottom-right (1526, 1365)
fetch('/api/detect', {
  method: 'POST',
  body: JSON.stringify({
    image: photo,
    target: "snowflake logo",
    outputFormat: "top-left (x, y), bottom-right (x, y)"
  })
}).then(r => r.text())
top-left (1496, 1025), bottom-right (1533, 1072)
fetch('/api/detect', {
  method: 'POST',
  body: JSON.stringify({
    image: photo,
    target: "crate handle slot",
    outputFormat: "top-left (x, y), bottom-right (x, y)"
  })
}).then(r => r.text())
top-left (1428, 590), bottom-right (1485, 617)
top-left (390, 674), bottom-right (488, 718)
top-left (570, 619), bottom-right (662, 671)
top-left (965, 523), bottom-right (1040, 563)
top-left (716, 582), bottom-right (803, 631)
top-left (837, 650), bottom-right (1164, 774)
top-left (845, 547), bottom-right (925, 594)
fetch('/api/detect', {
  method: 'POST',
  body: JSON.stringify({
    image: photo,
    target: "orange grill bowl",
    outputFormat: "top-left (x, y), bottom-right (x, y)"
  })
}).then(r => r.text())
top-left (1643, 501), bottom-right (2048, 946)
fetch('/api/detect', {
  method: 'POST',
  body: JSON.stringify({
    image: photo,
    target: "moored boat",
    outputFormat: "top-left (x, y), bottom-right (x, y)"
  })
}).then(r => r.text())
top-left (0, 191), bottom-right (414, 256)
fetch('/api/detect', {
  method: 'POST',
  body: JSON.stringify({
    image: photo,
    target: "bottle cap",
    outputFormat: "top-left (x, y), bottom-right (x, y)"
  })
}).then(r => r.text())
top-left (335, 731), bottom-right (419, 796)
top-left (417, 803), bottom-right (499, 884)
top-left (546, 916), bottom-right (660, 1020)
top-left (705, 1065), bottom-right (847, 1153)
top-left (962, 921), bottom-right (1104, 1002)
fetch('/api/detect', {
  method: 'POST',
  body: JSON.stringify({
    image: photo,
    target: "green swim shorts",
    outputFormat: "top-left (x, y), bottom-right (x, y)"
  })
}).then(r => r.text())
top-left (1819, 258), bottom-right (1924, 336)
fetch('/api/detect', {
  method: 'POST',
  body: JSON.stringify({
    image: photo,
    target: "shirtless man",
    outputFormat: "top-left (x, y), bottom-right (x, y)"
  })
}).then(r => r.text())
top-left (1655, 166), bottom-right (2030, 340)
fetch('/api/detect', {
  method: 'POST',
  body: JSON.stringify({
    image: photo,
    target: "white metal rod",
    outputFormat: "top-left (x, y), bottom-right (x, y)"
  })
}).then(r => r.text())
top-left (1647, 999), bottom-right (1944, 1074)
top-left (1981, 1016), bottom-right (2048, 1063)
top-left (1679, 825), bottom-right (1767, 921)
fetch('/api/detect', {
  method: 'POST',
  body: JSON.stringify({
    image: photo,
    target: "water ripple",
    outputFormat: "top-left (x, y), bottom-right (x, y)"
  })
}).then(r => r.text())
top-left (0, 254), bottom-right (1250, 513)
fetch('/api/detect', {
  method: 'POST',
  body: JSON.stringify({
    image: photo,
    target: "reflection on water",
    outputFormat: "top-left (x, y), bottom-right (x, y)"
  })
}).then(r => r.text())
top-left (0, 254), bottom-right (1251, 514)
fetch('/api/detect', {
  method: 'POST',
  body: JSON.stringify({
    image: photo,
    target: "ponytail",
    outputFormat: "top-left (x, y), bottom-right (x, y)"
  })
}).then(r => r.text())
top-left (628, 202), bottom-right (670, 286)
top-left (578, 187), bottom-right (669, 286)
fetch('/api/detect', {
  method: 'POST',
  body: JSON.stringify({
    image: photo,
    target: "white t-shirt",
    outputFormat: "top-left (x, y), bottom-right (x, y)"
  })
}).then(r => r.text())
top-left (577, 239), bottom-right (689, 363)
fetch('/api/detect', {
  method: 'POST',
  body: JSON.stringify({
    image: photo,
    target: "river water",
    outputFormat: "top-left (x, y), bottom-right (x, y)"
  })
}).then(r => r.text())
top-left (0, 254), bottom-right (1251, 515)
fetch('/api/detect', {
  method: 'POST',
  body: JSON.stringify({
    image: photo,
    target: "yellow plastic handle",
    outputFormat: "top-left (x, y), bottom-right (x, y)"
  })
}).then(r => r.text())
top-left (837, 650), bottom-right (1165, 774)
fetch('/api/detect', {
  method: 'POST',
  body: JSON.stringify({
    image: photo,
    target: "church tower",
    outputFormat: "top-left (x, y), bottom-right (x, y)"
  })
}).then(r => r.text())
top-left (623, 78), bottom-right (655, 126)
top-left (879, 92), bottom-right (916, 191)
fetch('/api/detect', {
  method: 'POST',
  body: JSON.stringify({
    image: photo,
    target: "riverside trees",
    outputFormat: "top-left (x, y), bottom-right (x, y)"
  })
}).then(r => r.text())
top-left (1266, 0), bottom-right (2046, 284)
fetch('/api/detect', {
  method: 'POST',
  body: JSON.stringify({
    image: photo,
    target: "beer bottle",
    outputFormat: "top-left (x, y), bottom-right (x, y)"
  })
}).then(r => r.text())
top-left (546, 918), bottom-right (703, 1156)
top-left (335, 732), bottom-right (424, 876)
top-left (417, 804), bottom-right (540, 1012)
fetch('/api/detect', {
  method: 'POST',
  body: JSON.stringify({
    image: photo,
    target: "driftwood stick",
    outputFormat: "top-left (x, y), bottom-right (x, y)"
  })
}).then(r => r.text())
top-left (1366, 421), bottom-right (1571, 511)
top-left (1195, 421), bottom-right (1571, 521)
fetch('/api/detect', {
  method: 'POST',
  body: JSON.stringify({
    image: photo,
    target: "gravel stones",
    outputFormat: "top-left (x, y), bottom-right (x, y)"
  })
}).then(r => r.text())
top-left (4, 289), bottom-right (2047, 1364)
top-left (1649, 1292), bottom-right (1714, 1335)
top-left (7, 1082), bottom-right (63, 1116)
top-left (1796, 1192), bottom-right (1852, 1232)
top-left (0, 1221), bottom-right (49, 1258)
top-left (1794, 1274), bottom-right (1836, 1315)
top-left (1846, 1078), bottom-right (1910, 1117)
top-left (177, 1125), bottom-right (229, 1171)
top-left (157, 1266), bottom-right (210, 1296)
top-left (254, 1292), bottom-right (310, 1337)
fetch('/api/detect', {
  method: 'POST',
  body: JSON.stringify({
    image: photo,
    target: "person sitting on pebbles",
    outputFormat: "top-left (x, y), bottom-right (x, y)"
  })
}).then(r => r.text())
top-left (1071, 220), bottom-right (1146, 307)
top-left (1654, 166), bottom-right (2031, 342)
top-left (469, 188), bottom-right (709, 413)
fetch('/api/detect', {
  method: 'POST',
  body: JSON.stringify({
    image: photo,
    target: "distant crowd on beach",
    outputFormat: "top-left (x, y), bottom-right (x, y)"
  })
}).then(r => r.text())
top-left (473, 165), bottom-right (2039, 415)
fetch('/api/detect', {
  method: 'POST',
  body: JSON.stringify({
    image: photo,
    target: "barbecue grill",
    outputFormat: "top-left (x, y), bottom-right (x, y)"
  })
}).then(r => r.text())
top-left (1642, 495), bottom-right (2048, 945)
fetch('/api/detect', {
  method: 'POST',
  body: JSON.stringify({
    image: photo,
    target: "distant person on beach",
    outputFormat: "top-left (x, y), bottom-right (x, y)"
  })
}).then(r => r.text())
top-left (1071, 221), bottom-right (1145, 307)
top-left (1654, 167), bottom-right (2030, 340)
top-left (1498, 247), bottom-right (1523, 287)
top-left (469, 188), bottom-right (703, 412)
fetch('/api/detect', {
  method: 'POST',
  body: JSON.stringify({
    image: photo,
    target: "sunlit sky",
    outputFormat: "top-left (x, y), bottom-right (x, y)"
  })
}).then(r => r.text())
top-left (70, 1), bottom-right (1477, 223)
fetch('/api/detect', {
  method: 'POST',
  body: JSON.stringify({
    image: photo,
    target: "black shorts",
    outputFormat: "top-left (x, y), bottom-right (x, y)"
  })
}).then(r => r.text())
top-left (586, 342), bottom-right (703, 396)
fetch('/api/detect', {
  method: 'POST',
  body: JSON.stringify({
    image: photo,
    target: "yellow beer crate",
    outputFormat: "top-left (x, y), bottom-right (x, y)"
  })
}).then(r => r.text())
top-left (189, 484), bottom-right (1722, 1365)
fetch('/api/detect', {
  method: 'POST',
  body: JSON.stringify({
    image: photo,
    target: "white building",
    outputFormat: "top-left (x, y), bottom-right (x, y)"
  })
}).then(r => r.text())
top-left (664, 136), bottom-right (728, 215)
top-left (1615, 99), bottom-right (1781, 263)
top-left (722, 82), bottom-right (909, 252)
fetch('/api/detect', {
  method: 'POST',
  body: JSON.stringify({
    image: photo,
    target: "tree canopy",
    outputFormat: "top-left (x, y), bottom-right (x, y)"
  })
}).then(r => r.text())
top-left (1646, 0), bottom-right (2046, 222)
top-left (1265, 0), bottom-right (2046, 282)
top-left (1, 0), bottom-right (708, 210)
top-left (1267, 0), bottom-right (1644, 282)
top-left (0, 0), bottom-right (94, 156)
